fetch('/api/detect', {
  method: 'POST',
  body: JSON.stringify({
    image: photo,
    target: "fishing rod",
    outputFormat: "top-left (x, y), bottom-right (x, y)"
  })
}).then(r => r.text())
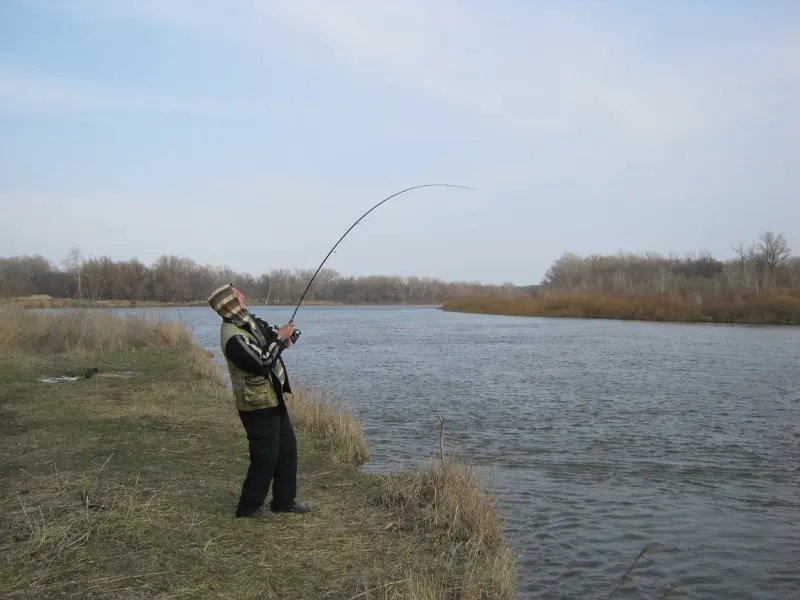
top-left (289, 183), bottom-right (475, 325)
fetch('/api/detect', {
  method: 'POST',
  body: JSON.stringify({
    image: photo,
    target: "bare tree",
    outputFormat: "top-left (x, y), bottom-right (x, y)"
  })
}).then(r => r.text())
top-left (731, 242), bottom-right (762, 294)
top-left (61, 247), bottom-right (85, 299)
top-left (757, 232), bottom-right (791, 270)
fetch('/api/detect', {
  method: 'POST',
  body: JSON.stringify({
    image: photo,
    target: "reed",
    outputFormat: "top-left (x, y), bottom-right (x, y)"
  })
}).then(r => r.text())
top-left (442, 292), bottom-right (800, 325)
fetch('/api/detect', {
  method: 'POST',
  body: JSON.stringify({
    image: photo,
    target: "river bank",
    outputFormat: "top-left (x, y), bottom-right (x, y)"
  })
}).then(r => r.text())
top-left (441, 292), bottom-right (800, 325)
top-left (0, 305), bottom-right (516, 599)
top-left (6, 295), bottom-right (449, 310)
top-left (5, 295), bottom-right (345, 309)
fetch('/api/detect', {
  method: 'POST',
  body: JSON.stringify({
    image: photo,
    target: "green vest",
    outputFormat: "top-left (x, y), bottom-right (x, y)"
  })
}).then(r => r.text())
top-left (220, 320), bottom-right (288, 411)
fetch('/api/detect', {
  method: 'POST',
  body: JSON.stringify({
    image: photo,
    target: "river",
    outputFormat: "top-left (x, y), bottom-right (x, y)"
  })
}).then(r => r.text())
top-left (115, 304), bottom-right (800, 599)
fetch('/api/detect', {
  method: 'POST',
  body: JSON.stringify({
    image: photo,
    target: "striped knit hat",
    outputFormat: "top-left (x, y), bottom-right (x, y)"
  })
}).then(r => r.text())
top-left (207, 283), bottom-right (266, 348)
top-left (207, 283), bottom-right (248, 326)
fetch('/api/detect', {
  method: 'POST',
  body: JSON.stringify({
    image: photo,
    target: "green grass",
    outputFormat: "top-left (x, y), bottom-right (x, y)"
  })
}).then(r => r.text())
top-left (0, 306), bottom-right (518, 599)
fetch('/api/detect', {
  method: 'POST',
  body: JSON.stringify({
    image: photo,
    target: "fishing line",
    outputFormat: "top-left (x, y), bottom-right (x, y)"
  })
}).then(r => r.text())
top-left (289, 183), bottom-right (475, 324)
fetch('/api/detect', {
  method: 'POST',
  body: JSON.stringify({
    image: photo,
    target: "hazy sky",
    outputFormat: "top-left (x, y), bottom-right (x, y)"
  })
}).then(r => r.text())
top-left (1, 1), bottom-right (798, 285)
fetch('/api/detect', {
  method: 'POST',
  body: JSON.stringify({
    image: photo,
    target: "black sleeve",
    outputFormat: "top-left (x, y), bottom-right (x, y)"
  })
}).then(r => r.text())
top-left (224, 334), bottom-right (281, 375)
top-left (253, 316), bottom-right (282, 343)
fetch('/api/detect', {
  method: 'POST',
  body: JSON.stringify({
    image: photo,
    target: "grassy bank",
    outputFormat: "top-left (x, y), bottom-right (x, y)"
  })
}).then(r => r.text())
top-left (441, 292), bottom-right (800, 325)
top-left (0, 304), bottom-right (517, 599)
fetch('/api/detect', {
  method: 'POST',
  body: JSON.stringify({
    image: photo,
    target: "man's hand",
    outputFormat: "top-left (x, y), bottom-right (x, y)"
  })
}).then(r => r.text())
top-left (277, 322), bottom-right (294, 341)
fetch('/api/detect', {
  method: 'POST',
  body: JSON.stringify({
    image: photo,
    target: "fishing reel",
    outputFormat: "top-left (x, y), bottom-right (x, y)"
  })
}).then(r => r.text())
top-left (290, 328), bottom-right (301, 344)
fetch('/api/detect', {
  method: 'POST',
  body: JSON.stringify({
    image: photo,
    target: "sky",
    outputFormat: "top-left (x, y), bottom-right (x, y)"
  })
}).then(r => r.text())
top-left (1, 0), bottom-right (798, 285)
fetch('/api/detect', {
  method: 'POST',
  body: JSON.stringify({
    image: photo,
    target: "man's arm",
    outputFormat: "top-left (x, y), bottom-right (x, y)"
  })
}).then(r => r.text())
top-left (224, 334), bottom-right (283, 375)
top-left (255, 315), bottom-right (299, 346)
top-left (253, 316), bottom-right (280, 338)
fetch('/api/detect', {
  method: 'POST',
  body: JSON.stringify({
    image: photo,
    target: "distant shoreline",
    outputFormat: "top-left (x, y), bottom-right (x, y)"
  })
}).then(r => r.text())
top-left (441, 293), bottom-right (800, 326)
top-left (5, 295), bottom-right (439, 310)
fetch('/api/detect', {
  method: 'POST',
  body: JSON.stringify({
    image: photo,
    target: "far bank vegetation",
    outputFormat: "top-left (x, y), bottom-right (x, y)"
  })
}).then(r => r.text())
top-left (0, 247), bottom-right (522, 306)
top-left (444, 231), bottom-right (800, 325)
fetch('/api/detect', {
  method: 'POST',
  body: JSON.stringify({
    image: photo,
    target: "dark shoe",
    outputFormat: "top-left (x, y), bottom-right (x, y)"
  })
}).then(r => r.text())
top-left (269, 499), bottom-right (311, 514)
top-left (235, 507), bottom-right (272, 519)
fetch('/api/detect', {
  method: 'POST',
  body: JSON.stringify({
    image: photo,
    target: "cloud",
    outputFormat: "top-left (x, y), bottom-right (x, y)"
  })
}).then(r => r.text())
top-left (64, 0), bottom-right (798, 145)
top-left (261, 1), bottom-right (797, 143)
top-left (52, 0), bottom-right (799, 145)
top-left (0, 65), bottom-right (210, 116)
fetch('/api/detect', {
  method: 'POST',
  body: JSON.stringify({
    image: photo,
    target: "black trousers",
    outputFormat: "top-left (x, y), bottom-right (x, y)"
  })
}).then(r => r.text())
top-left (235, 404), bottom-right (298, 516)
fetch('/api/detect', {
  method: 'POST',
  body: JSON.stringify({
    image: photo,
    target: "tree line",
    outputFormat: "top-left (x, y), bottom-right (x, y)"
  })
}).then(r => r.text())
top-left (0, 248), bottom-right (524, 304)
top-left (538, 232), bottom-right (799, 302)
top-left (4, 232), bottom-right (796, 307)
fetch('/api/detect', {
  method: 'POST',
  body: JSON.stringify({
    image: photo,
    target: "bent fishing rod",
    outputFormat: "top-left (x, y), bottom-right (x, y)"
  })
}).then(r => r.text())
top-left (289, 183), bottom-right (475, 325)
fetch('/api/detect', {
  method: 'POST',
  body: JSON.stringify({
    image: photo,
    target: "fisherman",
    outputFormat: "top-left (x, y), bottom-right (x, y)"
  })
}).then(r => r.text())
top-left (207, 282), bottom-right (310, 518)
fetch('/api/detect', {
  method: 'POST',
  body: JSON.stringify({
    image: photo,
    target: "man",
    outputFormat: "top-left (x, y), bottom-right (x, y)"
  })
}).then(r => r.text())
top-left (207, 282), bottom-right (311, 518)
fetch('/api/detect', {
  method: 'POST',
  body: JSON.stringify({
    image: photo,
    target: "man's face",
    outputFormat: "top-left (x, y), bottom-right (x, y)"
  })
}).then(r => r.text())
top-left (232, 287), bottom-right (247, 306)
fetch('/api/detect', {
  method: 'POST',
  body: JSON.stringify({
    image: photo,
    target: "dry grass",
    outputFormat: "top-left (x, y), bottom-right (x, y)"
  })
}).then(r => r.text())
top-left (442, 292), bottom-right (800, 325)
top-left (2, 470), bottom-right (175, 598)
top-left (0, 305), bottom-right (520, 599)
top-left (0, 303), bottom-right (196, 353)
top-left (286, 388), bottom-right (371, 466)
top-left (377, 455), bottom-right (517, 600)
top-left (6, 295), bottom-right (207, 309)
top-left (0, 303), bottom-right (224, 392)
